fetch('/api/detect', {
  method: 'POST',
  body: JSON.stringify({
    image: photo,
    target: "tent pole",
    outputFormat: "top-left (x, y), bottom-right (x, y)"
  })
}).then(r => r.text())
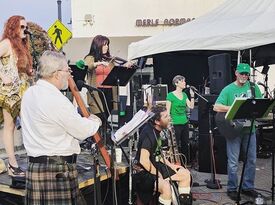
top-left (249, 49), bottom-right (256, 83)
top-left (237, 50), bottom-right (241, 65)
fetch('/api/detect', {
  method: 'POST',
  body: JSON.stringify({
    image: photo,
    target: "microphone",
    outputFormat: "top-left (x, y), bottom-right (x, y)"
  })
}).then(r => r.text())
top-left (187, 85), bottom-right (198, 92)
top-left (257, 81), bottom-right (266, 87)
top-left (76, 80), bottom-right (102, 92)
top-left (24, 29), bottom-right (33, 35)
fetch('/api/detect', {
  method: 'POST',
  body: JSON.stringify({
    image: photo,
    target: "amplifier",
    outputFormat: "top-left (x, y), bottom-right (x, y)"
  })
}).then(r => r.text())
top-left (143, 84), bottom-right (168, 104)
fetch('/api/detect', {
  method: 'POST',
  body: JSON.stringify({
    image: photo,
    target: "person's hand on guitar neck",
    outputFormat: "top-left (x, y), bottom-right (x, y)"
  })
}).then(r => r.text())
top-left (146, 94), bottom-right (153, 111)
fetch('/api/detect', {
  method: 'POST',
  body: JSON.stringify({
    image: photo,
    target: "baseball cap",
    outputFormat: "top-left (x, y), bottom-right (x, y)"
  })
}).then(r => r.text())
top-left (236, 63), bottom-right (251, 74)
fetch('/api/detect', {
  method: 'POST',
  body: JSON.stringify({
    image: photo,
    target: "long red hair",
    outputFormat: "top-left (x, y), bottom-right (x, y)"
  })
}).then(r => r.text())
top-left (2, 15), bottom-right (32, 75)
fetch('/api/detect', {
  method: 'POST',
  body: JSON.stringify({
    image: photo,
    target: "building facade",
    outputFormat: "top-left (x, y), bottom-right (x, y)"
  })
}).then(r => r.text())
top-left (64, 0), bottom-right (224, 62)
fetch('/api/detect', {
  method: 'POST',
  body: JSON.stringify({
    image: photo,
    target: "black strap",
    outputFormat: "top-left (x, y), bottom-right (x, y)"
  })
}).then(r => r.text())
top-left (29, 155), bottom-right (77, 164)
top-left (249, 82), bottom-right (256, 98)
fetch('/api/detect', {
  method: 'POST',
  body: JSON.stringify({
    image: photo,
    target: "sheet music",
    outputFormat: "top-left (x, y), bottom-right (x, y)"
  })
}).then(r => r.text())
top-left (113, 109), bottom-right (154, 144)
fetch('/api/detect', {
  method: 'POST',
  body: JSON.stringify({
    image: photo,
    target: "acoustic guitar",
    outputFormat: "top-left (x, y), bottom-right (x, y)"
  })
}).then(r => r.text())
top-left (215, 112), bottom-right (249, 139)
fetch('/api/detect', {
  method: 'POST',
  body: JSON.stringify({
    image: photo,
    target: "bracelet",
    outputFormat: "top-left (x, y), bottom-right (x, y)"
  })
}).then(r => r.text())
top-left (191, 97), bottom-right (194, 99)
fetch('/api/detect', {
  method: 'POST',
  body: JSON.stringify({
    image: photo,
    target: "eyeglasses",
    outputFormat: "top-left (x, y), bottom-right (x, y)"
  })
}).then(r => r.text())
top-left (20, 25), bottom-right (28, 30)
top-left (57, 67), bottom-right (72, 74)
top-left (239, 72), bottom-right (250, 76)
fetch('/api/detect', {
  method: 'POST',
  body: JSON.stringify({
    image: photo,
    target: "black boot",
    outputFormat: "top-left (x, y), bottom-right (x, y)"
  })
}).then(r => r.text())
top-left (179, 193), bottom-right (192, 205)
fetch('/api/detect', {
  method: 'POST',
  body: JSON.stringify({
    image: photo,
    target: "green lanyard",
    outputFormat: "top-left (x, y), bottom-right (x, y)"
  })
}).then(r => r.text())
top-left (153, 129), bottom-right (162, 159)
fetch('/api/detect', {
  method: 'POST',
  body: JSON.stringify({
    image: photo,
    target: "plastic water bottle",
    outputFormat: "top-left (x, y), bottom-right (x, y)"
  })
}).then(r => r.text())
top-left (255, 194), bottom-right (264, 205)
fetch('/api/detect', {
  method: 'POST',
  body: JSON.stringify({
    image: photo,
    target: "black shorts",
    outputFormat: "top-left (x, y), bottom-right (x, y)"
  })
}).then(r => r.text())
top-left (133, 162), bottom-right (176, 204)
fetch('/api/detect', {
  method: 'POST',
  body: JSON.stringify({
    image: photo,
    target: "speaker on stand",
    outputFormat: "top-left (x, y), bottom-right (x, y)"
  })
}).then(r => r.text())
top-left (208, 53), bottom-right (232, 95)
top-left (198, 94), bottom-right (227, 174)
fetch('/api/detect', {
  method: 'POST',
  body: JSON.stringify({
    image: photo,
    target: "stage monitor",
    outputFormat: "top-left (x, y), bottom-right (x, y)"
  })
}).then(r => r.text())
top-left (142, 84), bottom-right (168, 105)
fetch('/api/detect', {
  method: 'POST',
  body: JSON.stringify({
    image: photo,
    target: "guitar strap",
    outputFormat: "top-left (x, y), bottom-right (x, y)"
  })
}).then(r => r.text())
top-left (249, 81), bottom-right (256, 98)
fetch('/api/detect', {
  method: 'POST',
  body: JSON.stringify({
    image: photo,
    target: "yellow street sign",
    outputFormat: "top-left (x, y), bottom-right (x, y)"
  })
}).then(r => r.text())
top-left (47, 20), bottom-right (72, 51)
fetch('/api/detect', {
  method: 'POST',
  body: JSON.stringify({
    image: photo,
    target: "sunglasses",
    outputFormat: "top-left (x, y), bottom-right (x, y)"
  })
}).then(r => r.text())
top-left (239, 72), bottom-right (250, 76)
top-left (20, 25), bottom-right (28, 30)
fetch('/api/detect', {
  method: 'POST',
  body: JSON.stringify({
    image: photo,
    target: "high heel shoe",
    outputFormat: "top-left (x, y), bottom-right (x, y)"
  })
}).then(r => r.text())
top-left (8, 163), bottom-right (25, 177)
top-left (0, 159), bottom-right (7, 174)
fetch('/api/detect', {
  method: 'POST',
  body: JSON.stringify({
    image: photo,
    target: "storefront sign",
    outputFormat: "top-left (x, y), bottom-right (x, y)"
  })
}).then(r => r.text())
top-left (136, 18), bottom-right (195, 27)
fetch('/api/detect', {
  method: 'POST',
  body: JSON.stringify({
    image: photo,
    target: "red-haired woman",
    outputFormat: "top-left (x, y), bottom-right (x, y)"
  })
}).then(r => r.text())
top-left (0, 15), bottom-right (33, 177)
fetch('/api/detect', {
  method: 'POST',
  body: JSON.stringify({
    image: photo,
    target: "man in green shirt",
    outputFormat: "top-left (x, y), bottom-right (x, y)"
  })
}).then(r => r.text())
top-left (214, 63), bottom-right (262, 201)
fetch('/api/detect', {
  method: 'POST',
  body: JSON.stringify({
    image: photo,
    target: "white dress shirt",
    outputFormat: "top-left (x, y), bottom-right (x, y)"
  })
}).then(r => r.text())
top-left (21, 79), bottom-right (101, 157)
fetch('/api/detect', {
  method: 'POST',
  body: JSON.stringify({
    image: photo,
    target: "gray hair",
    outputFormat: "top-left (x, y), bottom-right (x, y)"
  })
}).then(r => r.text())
top-left (38, 50), bottom-right (67, 78)
top-left (172, 75), bottom-right (185, 87)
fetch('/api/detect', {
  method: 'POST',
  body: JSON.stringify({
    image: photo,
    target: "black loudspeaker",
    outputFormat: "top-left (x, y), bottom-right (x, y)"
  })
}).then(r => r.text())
top-left (198, 133), bottom-right (227, 174)
top-left (151, 85), bottom-right (168, 102)
top-left (208, 53), bottom-right (232, 94)
top-left (198, 94), bottom-right (227, 174)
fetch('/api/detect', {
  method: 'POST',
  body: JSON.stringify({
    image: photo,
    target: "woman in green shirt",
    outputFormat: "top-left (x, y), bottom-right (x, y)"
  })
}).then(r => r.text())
top-left (166, 75), bottom-right (195, 164)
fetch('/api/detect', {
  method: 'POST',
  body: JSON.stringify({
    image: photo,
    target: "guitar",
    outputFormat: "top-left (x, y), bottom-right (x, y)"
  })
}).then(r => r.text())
top-left (167, 124), bottom-right (182, 165)
top-left (215, 112), bottom-right (250, 139)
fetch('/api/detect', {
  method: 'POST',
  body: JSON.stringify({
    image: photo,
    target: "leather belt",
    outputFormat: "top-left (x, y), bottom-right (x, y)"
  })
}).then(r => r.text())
top-left (29, 154), bottom-right (77, 164)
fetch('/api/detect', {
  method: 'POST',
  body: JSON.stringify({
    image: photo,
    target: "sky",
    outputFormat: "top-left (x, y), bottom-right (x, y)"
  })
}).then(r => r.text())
top-left (0, 0), bottom-right (71, 34)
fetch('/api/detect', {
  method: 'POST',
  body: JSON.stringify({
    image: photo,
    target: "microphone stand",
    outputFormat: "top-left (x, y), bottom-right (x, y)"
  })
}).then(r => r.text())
top-left (271, 107), bottom-right (275, 201)
top-left (87, 88), bottom-right (129, 161)
top-left (88, 91), bottom-right (109, 142)
top-left (91, 143), bottom-right (102, 205)
top-left (193, 90), bottom-right (222, 189)
top-left (87, 87), bottom-right (129, 205)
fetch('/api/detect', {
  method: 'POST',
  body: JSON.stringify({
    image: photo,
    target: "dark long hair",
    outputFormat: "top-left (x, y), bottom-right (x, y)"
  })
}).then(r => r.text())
top-left (85, 35), bottom-right (110, 62)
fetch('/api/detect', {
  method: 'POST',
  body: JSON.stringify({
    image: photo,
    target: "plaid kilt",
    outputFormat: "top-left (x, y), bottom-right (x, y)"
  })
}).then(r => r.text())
top-left (25, 162), bottom-right (86, 205)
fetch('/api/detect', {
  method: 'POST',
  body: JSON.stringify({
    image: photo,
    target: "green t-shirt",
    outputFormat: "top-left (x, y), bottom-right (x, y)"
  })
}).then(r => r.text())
top-left (166, 92), bottom-right (188, 125)
top-left (215, 81), bottom-right (262, 133)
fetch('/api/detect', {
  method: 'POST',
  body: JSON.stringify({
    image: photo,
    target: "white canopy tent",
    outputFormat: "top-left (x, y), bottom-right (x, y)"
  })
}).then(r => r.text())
top-left (128, 0), bottom-right (275, 63)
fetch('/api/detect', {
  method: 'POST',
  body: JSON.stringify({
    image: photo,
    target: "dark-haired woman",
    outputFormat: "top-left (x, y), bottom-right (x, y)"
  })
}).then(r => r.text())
top-left (84, 35), bottom-right (117, 117)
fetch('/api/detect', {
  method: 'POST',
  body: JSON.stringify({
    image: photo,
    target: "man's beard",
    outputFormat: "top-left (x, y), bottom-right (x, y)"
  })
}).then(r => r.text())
top-left (239, 78), bottom-right (247, 84)
top-left (61, 78), bottom-right (68, 90)
top-left (160, 123), bottom-right (169, 130)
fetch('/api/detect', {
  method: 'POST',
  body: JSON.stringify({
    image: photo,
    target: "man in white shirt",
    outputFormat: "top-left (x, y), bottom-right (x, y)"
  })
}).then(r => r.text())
top-left (21, 50), bottom-right (101, 205)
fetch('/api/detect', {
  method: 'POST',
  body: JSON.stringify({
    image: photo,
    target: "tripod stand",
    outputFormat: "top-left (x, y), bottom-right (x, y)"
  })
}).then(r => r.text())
top-left (195, 91), bottom-right (222, 189)
top-left (205, 107), bottom-right (222, 189)
top-left (235, 118), bottom-right (255, 205)
top-left (91, 143), bottom-right (102, 205)
top-left (271, 108), bottom-right (275, 202)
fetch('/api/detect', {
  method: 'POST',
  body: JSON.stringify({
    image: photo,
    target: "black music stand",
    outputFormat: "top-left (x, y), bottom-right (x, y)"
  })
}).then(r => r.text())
top-left (102, 65), bottom-right (136, 205)
top-left (225, 98), bottom-right (275, 205)
top-left (102, 65), bottom-right (136, 123)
